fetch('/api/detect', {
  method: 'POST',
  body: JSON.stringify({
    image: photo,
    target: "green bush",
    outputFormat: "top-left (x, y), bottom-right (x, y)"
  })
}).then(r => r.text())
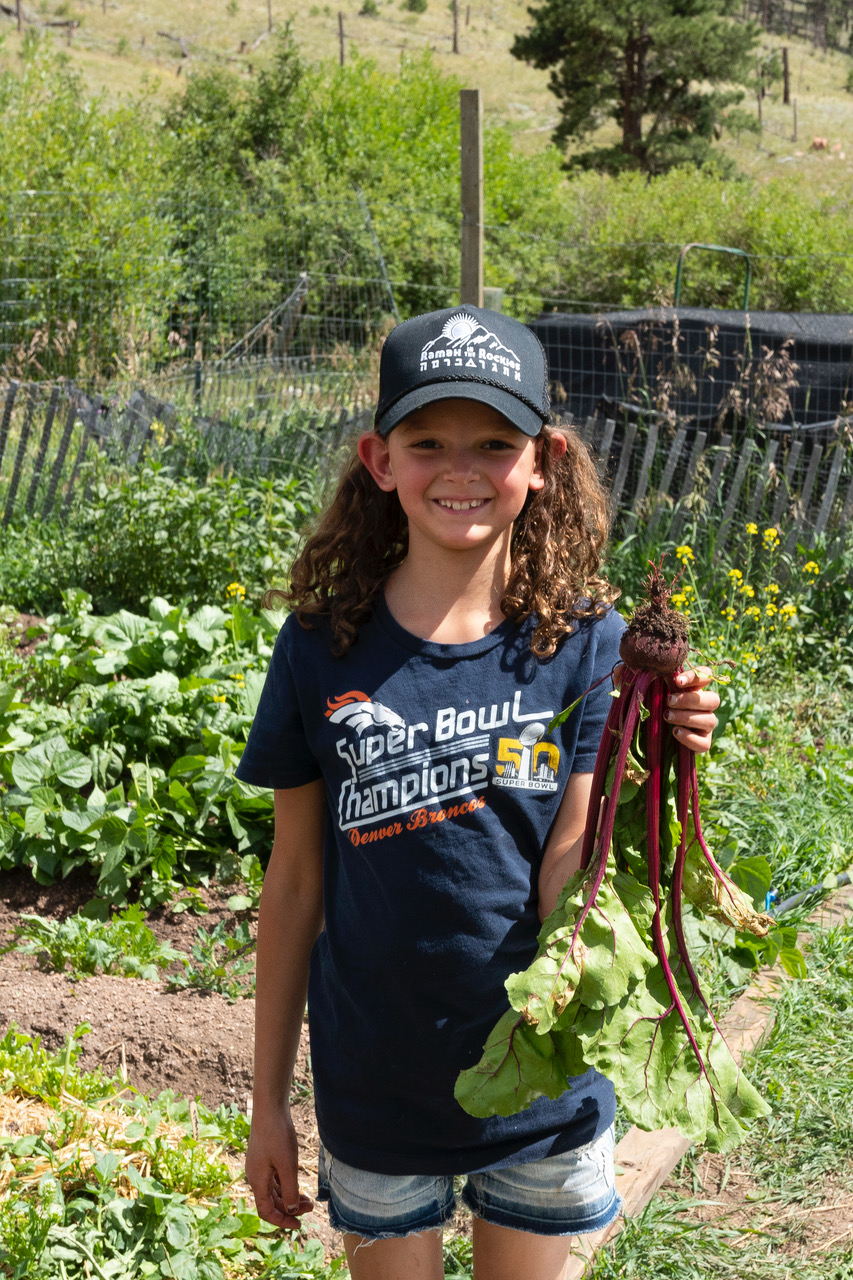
top-left (0, 460), bottom-right (321, 617)
top-left (403, 0), bottom-right (427, 10)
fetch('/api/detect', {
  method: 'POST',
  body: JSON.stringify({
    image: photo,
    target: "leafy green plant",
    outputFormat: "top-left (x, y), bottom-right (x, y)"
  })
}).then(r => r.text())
top-left (7, 904), bottom-right (185, 980)
top-left (0, 1024), bottom-right (350, 1279)
top-left (1, 458), bottom-right (320, 618)
top-left (166, 920), bottom-right (255, 1001)
top-left (0, 592), bottom-right (279, 903)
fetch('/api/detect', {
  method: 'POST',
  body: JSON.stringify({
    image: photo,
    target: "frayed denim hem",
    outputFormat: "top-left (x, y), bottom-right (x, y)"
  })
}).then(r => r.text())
top-left (323, 1195), bottom-right (455, 1243)
top-left (462, 1188), bottom-right (623, 1238)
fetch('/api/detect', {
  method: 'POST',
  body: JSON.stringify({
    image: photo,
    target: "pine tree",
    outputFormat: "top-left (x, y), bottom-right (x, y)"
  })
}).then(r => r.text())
top-left (511, 0), bottom-right (761, 174)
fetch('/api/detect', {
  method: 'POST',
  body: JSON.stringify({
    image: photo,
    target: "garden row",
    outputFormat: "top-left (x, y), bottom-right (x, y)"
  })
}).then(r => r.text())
top-left (1, 429), bottom-right (852, 1275)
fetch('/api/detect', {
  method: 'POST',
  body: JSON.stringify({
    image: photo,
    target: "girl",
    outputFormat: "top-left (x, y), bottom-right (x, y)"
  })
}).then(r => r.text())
top-left (238, 307), bottom-right (719, 1280)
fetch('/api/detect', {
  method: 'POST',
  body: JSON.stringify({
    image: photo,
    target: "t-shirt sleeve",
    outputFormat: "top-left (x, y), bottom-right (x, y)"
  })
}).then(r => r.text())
top-left (234, 621), bottom-right (323, 789)
top-left (570, 607), bottom-right (627, 773)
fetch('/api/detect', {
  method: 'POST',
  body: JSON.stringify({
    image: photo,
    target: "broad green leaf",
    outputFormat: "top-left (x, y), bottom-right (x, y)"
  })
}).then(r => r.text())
top-left (52, 749), bottom-right (93, 789)
top-left (0, 682), bottom-right (16, 716)
top-left (728, 855), bottom-right (774, 911)
top-left (454, 1010), bottom-right (569, 1118)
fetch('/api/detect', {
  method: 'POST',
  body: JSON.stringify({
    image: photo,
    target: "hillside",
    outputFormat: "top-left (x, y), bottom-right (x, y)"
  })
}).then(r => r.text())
top-left (3, 0), bottom-right (853, 185)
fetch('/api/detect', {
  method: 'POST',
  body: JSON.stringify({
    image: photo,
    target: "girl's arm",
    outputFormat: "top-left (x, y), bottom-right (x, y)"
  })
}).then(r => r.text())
top-left (245, 781), bottom-right (325, 1230)
top-left (537, 665), bottom-right (720, 920)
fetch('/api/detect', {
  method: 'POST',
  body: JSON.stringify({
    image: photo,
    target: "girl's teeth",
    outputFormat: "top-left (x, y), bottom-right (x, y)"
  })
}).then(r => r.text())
top-left (438, 500), bottom-right (483, 510)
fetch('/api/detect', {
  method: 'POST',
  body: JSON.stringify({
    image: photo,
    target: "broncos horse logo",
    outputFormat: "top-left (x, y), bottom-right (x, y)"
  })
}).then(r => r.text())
top-left (324, 691), bottom-right (406, 736)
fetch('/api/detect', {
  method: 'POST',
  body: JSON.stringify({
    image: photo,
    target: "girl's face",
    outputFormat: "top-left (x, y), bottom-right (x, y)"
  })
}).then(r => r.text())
top-left (358, 399), bottom-right (547, 557)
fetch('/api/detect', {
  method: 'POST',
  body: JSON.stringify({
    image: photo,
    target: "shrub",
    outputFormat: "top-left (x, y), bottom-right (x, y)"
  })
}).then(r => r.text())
top-left (0, 462), bottom-right (322, 616)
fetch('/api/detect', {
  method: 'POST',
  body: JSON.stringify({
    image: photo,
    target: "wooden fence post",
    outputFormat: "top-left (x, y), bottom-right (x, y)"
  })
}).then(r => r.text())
top-left (785, 442), bottom-right (823, 551)
top-left (648, 426), bottom-right (686, 536)
top-left (782, 46), bottom-right (791, 103)
top-left (624, 420), bottom-right (659, 532)
top-left (669, 430), bottom-right (708, 543)
top-left (771, 438), bottom-right (802, 527)
top-left (0, 381), bottom-right (19, 473)
top-left (460, 88), bottom-right (483, 307)
top-left (608, 421), bottom-right (638, 515)
top-left (24, 386), bottom-right (60, 516)
top-left (42, 397), bottom-right (79, 520)
top-left (3, 385), bottom-right (38, 528)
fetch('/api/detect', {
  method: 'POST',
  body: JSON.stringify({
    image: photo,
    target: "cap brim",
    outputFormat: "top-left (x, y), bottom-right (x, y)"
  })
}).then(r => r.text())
top-left (376, 382), bottom-right (545, 437)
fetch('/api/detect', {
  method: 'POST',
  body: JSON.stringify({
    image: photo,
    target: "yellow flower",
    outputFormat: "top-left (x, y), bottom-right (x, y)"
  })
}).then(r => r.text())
top-left (212, 693), bottom-right (227, 703)
top-left (762, 527), bottom-right (780, 547)
top-left (721, 606), bottom-right (737, 620)
top-left (803, 560), bottom-right (819, 575)
top-left (675, 545), bottom-right (695, 562)
top-left (741, 651), bottom-right (756, 664)
top-left (745, 605), bottom-right (761, 620)
top-left (745, 522), bottom-right (758, 535)
top-left (765, 603), bottom-right (778, 617)
top-left (226, 582), bottom-right (246, 600)
top-left (728, 569), bottom-right (743, 582)
top-left (780, 602), bottom-right (797, 618)
top-left (764, 583), bottom-right (780, 595)
top-left (740, 583), bottom-right (755, 598)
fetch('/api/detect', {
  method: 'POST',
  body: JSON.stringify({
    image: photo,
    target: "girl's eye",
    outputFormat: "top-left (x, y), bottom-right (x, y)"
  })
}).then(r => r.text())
top-left (483, 439), bottom-right (515, 451)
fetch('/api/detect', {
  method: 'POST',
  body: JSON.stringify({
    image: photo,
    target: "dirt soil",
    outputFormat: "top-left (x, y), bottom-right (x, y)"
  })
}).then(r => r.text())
top-left (0, 866), bottom-right (344, 1258)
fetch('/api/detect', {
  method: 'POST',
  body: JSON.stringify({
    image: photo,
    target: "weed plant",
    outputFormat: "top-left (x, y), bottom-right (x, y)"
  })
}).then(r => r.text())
top-left (166, 920), bottom-right (256, 1002)
top-left (6, 904), bottom-right (185, 979)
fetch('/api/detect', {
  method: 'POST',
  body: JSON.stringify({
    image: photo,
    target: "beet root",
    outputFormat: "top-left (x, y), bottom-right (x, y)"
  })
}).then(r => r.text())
top-left (619, 558), bottom-right (689, 676)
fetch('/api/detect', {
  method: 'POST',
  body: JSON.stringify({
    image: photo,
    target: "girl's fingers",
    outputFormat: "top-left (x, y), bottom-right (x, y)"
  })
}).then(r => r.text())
top-left (667, 709), bottom-right (718, 733)
top-left (668, 688), bottom-right (720, 713)
top-left (672, 725), bottom-right (714, 752)
top-left (674, 665), bottom-right (714, 689)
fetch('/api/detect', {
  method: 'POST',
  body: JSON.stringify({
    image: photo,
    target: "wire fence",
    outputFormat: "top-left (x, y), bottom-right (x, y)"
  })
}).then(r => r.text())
top-left (2, 188), bottom-right (853, 552)
top-left (6, 191), bottom-right (853, 385)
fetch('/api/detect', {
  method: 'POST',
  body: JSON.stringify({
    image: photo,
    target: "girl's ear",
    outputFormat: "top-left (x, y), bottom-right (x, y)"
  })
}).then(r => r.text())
top-left (529, 429), bottom-right (567, 493)
top-left (547, 431), bottom-right (569, 460)
top-left (357, 431), bottom-right (397, 492)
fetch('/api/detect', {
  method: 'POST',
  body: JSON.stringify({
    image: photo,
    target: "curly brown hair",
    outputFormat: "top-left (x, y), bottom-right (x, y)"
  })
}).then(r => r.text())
top-left (265, 424), bottom-right (619, 658)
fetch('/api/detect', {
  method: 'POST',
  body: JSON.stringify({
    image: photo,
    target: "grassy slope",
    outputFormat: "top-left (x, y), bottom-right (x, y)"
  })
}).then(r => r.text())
top-left (3, 0), bottom-right (853, 186)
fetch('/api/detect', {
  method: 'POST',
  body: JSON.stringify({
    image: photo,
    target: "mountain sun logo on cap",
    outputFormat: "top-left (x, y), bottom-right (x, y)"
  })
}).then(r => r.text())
top-left (420, 312), bottom-right (521, 383)
top-left (374, 305), bottom-right (550, 438)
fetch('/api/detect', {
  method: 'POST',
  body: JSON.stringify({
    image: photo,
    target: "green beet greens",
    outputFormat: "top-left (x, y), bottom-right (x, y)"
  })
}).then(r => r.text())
top-left (456, 562), bottom-right (774, 1152)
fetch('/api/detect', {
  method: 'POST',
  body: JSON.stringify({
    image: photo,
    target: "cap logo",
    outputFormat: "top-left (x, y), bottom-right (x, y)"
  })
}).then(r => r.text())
top-left (419, 312), bottom-right (522, 383)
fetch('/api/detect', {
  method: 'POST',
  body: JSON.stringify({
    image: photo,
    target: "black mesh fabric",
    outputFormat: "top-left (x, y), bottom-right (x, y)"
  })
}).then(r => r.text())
top-left (529, 308), bottom-right (853, 438)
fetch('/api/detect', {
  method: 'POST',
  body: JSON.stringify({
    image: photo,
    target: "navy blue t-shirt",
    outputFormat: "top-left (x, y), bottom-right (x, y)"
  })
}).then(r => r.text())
top-left (236, 598), bottom-right (626, 1176)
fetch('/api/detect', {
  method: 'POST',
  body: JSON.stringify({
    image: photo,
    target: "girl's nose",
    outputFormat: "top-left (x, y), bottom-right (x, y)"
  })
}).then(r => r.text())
top-left (443, 449), bottom-right (479, 480)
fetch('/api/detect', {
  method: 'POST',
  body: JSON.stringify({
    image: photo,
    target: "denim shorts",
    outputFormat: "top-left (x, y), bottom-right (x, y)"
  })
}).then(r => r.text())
top-left (316, 1124), bottom-right (621, 1240)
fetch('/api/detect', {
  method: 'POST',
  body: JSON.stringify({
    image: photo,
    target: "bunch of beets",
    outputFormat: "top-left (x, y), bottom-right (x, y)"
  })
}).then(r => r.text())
top-left (456, 562), bottom-right (772, 1152)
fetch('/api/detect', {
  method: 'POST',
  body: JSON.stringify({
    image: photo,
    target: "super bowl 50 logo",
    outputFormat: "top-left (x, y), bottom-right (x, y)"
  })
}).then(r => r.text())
top-left (494, 723), bottom-right (559, 792)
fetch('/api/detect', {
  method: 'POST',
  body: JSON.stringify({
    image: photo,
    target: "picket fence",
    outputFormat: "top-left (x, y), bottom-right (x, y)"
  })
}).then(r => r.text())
top-left (0, 377), bottom-right (851, 554)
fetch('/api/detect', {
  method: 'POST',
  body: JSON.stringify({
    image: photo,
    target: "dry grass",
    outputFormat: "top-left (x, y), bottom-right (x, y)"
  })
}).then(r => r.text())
top-left (7, 0), bottom-right (853, 185)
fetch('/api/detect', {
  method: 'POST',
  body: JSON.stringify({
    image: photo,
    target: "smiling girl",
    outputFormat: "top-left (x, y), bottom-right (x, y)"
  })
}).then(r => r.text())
top-left (237, 308), bottom-right (719, 1280)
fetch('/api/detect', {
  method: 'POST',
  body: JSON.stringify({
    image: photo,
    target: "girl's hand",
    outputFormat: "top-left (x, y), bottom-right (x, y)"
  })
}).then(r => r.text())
top-left (666, 664), bottom-right (719, 753)
top-left (246, 1108), bottom-right (314, 1231)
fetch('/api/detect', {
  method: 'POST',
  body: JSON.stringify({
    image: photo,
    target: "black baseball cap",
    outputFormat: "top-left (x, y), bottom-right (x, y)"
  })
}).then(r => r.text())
top-left (374, 306), bottom-right (550, 437)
